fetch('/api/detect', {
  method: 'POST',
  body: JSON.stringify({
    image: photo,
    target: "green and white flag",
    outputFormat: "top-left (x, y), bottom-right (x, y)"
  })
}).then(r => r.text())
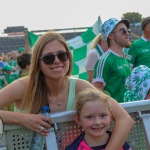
top-left (28, 16), bottom-right (102, 80)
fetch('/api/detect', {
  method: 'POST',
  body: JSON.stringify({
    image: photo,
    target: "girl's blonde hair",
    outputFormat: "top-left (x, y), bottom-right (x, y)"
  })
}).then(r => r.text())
top-left (91, 34), bottom-right (104, 49)
top-left (75, 88), bottom-right (112, 116)
top-left (21, 31), bottom-right (73, 113)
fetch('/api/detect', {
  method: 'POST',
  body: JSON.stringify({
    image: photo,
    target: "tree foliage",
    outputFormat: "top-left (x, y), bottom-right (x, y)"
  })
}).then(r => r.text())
top-left (121, 12), bottom-right (142, 24)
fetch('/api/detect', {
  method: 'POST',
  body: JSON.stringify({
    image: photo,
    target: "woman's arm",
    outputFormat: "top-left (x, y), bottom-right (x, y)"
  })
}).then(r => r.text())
top-left (105, 98), bottom-right (135, 150)
top-left (0, 78), bottom-right (51, 135)
top-left (0, 110), bottom-right (51, 136)
top-left (76, 79), bottom-right (135, 150)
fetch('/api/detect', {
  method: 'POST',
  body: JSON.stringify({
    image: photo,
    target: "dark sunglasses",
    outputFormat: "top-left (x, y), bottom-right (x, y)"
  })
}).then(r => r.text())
top-left (113, 28), bottom-right (131, 35)
top-left (39, 51), bottom-right (70, 65)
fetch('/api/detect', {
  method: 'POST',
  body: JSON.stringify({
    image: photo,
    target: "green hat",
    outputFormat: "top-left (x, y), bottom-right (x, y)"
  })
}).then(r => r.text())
top-left (18, 47), bottom-right (25, 53)
top-left (2, 64), bottom-right (13, 71)
top-left (124, 65), bottom-right (150, 102)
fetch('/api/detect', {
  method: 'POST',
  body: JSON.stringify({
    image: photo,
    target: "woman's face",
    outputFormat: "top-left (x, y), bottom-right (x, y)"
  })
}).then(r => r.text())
top-left (39, 40), bottom-right (70, 80)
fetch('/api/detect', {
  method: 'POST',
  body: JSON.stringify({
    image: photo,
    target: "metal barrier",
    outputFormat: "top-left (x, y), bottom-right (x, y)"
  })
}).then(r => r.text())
top-left (0, 100), bottom-right (150, 150)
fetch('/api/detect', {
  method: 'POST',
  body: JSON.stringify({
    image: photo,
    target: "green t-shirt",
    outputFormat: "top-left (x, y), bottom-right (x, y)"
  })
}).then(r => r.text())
top-left (8, 59), bottom-right (18, 67)
top-left (93, 50), bottom-right (131, 103)
top-left (126, 38), bottom-right (150, 68)
top-left (4, 73), bottom-right (18, 84)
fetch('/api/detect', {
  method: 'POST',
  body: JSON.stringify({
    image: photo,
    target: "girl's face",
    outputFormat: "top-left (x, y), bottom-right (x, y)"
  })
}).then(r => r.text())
top-left (76, 99), bottom-right (111, 139)
top-left (40, 40), bottom-right (69, 80)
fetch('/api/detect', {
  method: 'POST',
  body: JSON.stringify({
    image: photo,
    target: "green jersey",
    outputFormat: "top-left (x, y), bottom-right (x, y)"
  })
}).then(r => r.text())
top-left (126, 37), bottom-right (150, 68)
top-left (8, 59), bottom-right (18, 67)
top-left (4, 73), bottom-right (18, 84)
top-left (93, 50), bottom-right (131, 103)
top-left (0, 77), bottom-right (4, 89)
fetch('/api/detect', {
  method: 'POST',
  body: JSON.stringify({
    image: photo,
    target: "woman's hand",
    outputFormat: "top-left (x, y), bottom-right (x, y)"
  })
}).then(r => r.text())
top-left (20, 113), bottom-right (52, 136)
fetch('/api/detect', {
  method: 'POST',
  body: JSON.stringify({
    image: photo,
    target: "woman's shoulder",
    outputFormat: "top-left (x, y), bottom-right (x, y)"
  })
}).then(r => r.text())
top-left (4, 77), bottom-right (29, 93)
top-left (71, 77), bottom-right (96, 94)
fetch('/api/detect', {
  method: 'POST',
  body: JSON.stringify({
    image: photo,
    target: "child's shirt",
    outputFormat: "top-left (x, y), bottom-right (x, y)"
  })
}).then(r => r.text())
top-left (65, 131), bottom-right (131, 150)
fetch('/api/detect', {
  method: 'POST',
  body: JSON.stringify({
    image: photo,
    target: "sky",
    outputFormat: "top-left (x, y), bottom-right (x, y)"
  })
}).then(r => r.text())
top-left (0, 0), bottom-right (149, 33)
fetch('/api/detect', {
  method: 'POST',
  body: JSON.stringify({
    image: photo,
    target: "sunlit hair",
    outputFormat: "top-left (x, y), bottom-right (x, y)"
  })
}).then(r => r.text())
top-left (21, 31), bottom-right (72, 113)
top-left (75, 88), bottom-right (112, 116)
top-left (91, 34), bottom-right (105, 49)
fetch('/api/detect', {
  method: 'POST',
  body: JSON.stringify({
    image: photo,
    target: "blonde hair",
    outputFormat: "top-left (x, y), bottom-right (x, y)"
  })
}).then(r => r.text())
top-left (21, 31), bottom-right (73, 113)
top-left (75, 88), bottom-right (112, 116)
top-left (91, 34), bottom-right (104, 49)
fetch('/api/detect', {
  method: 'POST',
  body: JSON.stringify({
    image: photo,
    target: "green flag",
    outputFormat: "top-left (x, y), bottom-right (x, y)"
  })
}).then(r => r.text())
top-left (28, 16), bottom-right (102, 80)
top-left (28, 31), bottom-right (38, 47)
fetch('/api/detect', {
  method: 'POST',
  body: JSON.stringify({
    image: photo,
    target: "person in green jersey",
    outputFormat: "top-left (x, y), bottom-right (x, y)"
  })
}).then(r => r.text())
top-left (126, 16), bottom-right (150, 69)
top-left (85, 34), bottom-right (108, 83)
top-left (2, 64), bottom-right (18, 84)
top-left (93, 18), bottom-right (131, 103)
top-left (0, 62), bottom-right (8, 90)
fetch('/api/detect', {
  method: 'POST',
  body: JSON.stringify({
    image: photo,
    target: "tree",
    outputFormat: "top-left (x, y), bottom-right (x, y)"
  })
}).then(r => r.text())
top-left (121, 12), bottom-right (142, 24)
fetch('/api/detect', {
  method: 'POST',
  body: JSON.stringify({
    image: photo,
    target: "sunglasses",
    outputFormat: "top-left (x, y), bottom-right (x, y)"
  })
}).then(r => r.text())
top-left (113, 28), bottom-right (131, 35)
top-left (39, 51), bottom-right (70, 65)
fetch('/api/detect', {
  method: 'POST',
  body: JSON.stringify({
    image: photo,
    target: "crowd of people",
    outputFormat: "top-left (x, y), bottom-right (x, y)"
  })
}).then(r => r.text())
top-left (0, 16), bottom-right (149, 149)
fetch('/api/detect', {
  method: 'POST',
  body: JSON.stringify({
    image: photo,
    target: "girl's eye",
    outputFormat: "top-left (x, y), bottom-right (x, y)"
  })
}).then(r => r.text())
top-left (86, 116), bottom-right (94, 119)
top-left (100, 114), bottom-right (107, 118)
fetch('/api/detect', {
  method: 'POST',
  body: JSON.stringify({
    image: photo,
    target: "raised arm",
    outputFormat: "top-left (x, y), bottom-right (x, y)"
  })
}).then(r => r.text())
top-left (76, 79), bottom-right (135, 150)
top-left (24, 30), bottom-right (31, 54)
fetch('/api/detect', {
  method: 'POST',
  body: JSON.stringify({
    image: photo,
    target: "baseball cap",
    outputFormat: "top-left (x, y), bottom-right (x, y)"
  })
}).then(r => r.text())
top-left (124, 65), bottom-right (150, 102)
top-left (141, 16), bottom-right (150, 31)
top-left (2, 64), bottom-right (13, 71)
top-left (100, 18), bottom-right (130, 40)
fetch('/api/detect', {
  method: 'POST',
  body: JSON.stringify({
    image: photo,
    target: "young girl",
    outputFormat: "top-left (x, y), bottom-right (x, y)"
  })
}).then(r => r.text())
top-left (66, 88), bottom-right (131, 150)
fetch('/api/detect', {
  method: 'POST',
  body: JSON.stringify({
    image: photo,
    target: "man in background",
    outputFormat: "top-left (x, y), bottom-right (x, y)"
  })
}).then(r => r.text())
top-left (93, 18), bottom-right (131, 103)
top-left (126, 16), bottom-right (150, 69)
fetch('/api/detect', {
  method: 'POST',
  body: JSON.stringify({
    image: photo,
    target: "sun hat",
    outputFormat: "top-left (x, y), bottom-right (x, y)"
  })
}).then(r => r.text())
top-left (124, 65), bottom-right (150, 102)
top-left (141, 16), bottom-right (150, 31)
top-left (2, 64), bottom-right (13, 71)
top-left (100, 18), bottom-right (130, 40)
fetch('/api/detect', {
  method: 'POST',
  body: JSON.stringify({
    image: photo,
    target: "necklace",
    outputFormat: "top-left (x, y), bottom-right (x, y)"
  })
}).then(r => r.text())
top-left (48, 94), bottom-right (64, 107)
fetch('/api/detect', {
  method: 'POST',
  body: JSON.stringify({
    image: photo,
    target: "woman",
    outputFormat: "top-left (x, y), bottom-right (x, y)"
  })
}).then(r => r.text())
top-left (85, 34), bottom-right (108, 83)
top-left (0, 31), bottom-right (134, 150)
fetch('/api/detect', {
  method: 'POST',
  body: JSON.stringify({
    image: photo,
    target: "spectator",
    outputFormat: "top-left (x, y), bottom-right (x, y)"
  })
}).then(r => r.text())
top-left (0, 62), bottom-right (8, 90)
top-left (66, 88), bottom-right (131, 150)
top-left (2, 64), bottom-right (18, 84)
top-left (85, 34), bottom-right (108, 83)
top-left (124, 65), bottom-right (150, 102)
top-left (8, 50), bottom-right (20, 74)
top-left (17, 53), bottom-right (31, 78)
top-left (0, 52), bottom-right (3, 61)
top-left (0, 31), bottom-right (134, 150)
top-left (2, 55), bottom-right (9, 65)
top-left (93, 18), bottom-right (131, 103)
top-left (126, 16), bottom-right (150, 69)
